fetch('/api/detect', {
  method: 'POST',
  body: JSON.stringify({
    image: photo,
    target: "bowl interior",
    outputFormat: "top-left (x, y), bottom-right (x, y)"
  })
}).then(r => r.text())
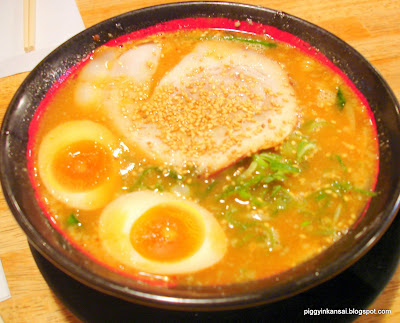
top-left (1, 2), bottom-right (400, 310)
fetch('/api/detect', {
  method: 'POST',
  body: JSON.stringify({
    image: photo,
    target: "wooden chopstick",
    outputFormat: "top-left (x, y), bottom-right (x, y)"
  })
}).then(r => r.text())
top-left (24, 0), bottom-right (36, 52)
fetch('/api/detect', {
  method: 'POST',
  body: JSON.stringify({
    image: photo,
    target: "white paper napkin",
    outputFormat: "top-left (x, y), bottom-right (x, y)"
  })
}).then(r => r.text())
top-left (0, 259), bottom-right (10, 302)
top-left (0, 0), bottom-right (85, 78)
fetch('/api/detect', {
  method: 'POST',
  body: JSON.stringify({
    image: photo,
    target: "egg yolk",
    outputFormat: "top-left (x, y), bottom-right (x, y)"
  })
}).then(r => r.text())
top-left (52, 140), bottom-right (113, 192)
top-left (130, 202), bottom-right (205, 262)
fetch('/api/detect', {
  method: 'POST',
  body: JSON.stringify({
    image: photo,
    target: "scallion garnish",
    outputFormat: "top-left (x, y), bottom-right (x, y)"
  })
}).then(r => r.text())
top-left (201, 35), bottom-right (277, 48)
top-left (335, 155), bottom-right (348, 172)
top-left (336, 87), bottom-right (346, 110)
top-left (296, 140), bottom-right (317, 161)
top-left (66, 213), bottom-right (80, 226)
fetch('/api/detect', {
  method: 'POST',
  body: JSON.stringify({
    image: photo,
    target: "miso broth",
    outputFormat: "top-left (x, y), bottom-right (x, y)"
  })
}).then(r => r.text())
top-left (28, 20), bottom-right (378, 286)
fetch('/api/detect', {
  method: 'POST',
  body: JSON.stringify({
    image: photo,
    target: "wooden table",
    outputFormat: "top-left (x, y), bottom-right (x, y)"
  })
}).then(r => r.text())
top-left (0, 0), bottom-right (399, 321)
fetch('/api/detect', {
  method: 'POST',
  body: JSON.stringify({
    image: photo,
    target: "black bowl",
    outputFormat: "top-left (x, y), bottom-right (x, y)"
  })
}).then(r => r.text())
top-left (1, 1), bottom-right (400, 311)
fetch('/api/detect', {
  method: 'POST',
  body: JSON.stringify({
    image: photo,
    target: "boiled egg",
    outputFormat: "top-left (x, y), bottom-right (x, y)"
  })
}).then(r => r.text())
top-left (37, 120), bottom-right (120, 210)
top-left (99, 190), bottom-right (227, 275)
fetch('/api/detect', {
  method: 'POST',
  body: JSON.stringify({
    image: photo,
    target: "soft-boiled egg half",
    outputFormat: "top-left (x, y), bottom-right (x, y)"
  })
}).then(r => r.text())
top-left (37, 120), bottom-right (120, 210)
top-left (99, 190), bottom-right (227, 275)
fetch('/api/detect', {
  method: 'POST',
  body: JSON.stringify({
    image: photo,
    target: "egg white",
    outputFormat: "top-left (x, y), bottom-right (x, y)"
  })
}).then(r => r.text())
top-left (99, 190), bottom-right (227, 275)
top-left (37, 120), bottom-right (120, 210)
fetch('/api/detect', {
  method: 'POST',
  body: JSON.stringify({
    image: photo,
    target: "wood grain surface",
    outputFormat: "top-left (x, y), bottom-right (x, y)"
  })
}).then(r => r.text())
top-left (0, 0), bottom-right (399, 322)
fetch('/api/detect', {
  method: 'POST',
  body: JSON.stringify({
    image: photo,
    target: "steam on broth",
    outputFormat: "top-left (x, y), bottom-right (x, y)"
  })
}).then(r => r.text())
top-left (28, 20), bottom-right (378, 286)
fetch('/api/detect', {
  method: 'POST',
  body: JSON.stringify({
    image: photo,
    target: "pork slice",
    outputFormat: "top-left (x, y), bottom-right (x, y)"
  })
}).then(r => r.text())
top-left (106, 41), bottom-right (298, 176)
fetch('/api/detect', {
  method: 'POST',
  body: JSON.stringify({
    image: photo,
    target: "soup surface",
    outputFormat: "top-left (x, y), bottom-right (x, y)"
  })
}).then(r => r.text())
top-left (28, 19), bottom-right (378, 286)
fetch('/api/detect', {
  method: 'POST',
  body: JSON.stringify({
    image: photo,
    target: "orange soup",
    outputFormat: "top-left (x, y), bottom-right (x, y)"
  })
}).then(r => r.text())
top-left (28, 20), bottom-right (378, 286)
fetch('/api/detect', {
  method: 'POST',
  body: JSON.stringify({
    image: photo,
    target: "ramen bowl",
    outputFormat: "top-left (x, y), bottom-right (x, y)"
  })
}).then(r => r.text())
top-left (1, 2), bottom-right (400, 311)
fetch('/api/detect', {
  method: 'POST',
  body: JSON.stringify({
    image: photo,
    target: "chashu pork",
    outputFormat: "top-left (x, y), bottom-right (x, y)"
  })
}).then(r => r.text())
top-left (104, 41), bottom-right (298, 176)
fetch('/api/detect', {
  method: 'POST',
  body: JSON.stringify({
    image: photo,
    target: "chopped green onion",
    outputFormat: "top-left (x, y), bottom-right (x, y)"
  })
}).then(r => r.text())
top-left (203, 35), bottom-right (277, 48)
top-left (242, 174), bottom-right (265, 187)
top-left (258, 152), bottom-right (300, 174)
top-left (335, 155), bottom-right (347, 172)
top-left (253, 154), bottom-right (270, 169)
top-left (240, 160), bottom-right (258, 178)
top-left (336, 87), bottom-right (346, 110)
top-left (250, 195), bottom-right (266, 207)
top-left (352, 187), bottom-right (378, 197)
top-left (224, 210), bottom-right (257, 231)
top-left (165, 169), bottom-right (183, 181)
top-left (132, 166), bottom-right (162, 190)
top-left (66, 213), bottom-right (80, 226)
top-left (131, 166), bottom-right (190, 192)
top-left (296, 140), bottom-right (317, 161)
top-left (219, 152), bottom-right (299, 208)
top-left (202, 180), bottom-right (219, 198)
top-left (270, 185), bottom-right (282, 197)
top-left (154, 182), bottom-right (164, 192)
top-left (238, 188), bottom-right (252, 199)
top-left (223, 35), bottom-right (277, 48)
top-left (301, 220), bottom-right (312, 227)
top-left (302, 119), bottom-right (328, 133)
top-left (263, 174), bottom-right (286, 183)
